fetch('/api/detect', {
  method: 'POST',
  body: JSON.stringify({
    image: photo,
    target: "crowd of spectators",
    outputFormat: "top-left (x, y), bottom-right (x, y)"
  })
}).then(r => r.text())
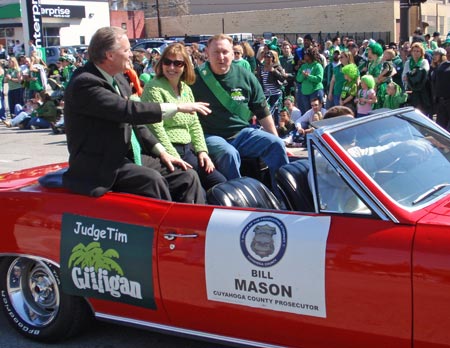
top-left (2, 29), bottom-right (450, 136)
top-left (1, 27), bottom-right (450, 194)
top-left (0, 40), bottom-right (86, 131)
top-left (238, 29), bottom-right (450, 145)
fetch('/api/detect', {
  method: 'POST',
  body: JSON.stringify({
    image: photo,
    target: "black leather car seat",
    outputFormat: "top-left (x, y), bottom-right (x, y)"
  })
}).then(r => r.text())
top-left (275, 160), bottom-right (315, 212)
top-left (207, 177), bottom-right (281, 209)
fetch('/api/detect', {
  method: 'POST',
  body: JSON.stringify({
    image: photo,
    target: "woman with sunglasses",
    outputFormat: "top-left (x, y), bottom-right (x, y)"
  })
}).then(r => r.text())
top-left (256, 49), bottom-right (286, 125)
top-left (141, 42), bottom-right (226, 190)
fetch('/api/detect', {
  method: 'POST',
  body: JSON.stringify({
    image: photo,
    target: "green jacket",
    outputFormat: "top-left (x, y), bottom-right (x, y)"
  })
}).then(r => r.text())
top-left (35, 100), bottom-right (58, 122)
top-left (296, 61), bottom-right (324, 95)
top-left (383, 83), bottom-right (408, 109)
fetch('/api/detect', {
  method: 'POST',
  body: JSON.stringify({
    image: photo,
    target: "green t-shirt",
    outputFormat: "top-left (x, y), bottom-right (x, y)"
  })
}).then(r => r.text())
top-left (340, 80), bottom-right (358, 99)
top-left (29, 69), bottom-right (44, 92)
top-left (141, 77), bottom-right (208, 158)
top-left (332, 64), bottom-right (345, 96)
top-left (6, 68), bottom-right (22, 91)
top-left (62, 64), bottom-right (76, 88)
top-left (232, 59), bottom-right (252, 72)
top-left (191, 63), bottom-right (269, 139)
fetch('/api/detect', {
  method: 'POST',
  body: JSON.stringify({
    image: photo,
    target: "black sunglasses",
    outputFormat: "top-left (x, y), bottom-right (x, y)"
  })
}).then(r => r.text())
top-left (162, 58), bottom-right (185, 67)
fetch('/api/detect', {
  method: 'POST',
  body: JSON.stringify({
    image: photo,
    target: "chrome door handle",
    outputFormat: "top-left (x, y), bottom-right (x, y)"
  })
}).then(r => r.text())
top-left (164, 233), bottom-right (198, 241)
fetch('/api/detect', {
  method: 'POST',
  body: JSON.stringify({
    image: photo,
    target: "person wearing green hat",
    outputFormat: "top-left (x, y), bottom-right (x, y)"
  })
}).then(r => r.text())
top-left (60, 54), bottom-right (77, 89)
top-left (139, 72), bottom-right (151, 85)
top-left (366, 42), bottom-right (384, 109)
top-left (266, 36), bottom-right (281, 56)
top-left (340, 63), bottom-right (359, 114)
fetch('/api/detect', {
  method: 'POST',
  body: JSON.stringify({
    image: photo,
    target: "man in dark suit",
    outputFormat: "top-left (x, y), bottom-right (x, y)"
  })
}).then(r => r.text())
top-left (63, 26), bottom-right (211, 202)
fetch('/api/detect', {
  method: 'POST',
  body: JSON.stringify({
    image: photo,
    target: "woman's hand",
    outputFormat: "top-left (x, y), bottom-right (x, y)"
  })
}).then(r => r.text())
top-left (159, 151), bottom-right (193, 172)
top-left (177, 102), bottom-right (211, 115)
top-left (198, 151), bottom-right (215, 174)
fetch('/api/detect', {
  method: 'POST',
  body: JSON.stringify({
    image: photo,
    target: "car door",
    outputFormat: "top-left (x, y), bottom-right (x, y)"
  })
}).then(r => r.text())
top-left (413, 205), bottom-right (450, 348)
top-left (157, 202), bottom-right (413, 348)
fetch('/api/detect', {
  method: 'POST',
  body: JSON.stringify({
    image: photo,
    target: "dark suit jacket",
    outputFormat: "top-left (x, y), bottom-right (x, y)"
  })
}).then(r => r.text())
top-left (63, 61), bottom-right (162, 197)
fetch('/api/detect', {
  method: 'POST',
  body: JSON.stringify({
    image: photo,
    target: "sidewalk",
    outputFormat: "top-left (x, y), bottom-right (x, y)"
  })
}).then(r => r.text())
top-left (0, 123), bottom-right (68, 173)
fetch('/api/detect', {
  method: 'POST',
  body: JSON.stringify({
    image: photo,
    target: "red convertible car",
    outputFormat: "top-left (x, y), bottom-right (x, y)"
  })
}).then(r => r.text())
top-left (1, 107), bottom-right (450, 348)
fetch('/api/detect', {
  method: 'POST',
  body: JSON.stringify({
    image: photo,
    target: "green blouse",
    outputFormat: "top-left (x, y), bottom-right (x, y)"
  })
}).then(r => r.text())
top-left (6, 68), bottom-right (21, 91)
top-left (141, 77), bottom-right (208, 158)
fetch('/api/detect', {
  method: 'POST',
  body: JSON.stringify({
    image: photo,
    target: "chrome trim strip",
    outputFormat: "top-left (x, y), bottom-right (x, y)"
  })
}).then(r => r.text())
top-left (0, 253), bottom-right (60, 268)
top-left (95, 312), bottom-right (286, 348)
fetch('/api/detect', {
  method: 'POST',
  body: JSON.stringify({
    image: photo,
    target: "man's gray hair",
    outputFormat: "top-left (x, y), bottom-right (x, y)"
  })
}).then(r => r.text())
top-left (88, 26), bottom-right (127, 64)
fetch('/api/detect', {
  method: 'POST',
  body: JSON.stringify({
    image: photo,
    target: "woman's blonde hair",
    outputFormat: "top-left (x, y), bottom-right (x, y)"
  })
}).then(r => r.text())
top-left (241, 41), bottom-right (255, 58)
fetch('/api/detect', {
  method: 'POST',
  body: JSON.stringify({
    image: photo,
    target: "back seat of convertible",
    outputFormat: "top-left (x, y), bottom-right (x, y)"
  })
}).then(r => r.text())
top-left (275, 160), bottom-right (315, 212)
top-left (207, 177), bottom-right (281, 209)
top-left (207, 160), bottom-right (315, 212)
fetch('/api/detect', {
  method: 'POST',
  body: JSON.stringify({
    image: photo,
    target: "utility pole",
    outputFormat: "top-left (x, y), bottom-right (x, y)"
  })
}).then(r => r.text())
top-left (400, 0), bottom-right (411, 43)
top-left (156, 0), bottom-right (162, 37)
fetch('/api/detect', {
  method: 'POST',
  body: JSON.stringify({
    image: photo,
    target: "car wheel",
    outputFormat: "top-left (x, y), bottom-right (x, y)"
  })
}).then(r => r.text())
top-left (0, 256), bottom-right (91, 342)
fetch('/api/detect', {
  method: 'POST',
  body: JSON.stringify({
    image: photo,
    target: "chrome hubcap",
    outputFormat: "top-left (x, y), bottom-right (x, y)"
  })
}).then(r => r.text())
top-left (6, 257), bottom-right (60, 327)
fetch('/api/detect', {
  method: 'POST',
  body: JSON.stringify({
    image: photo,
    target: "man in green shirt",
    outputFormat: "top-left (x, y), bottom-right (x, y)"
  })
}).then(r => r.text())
top-left (191, 34), bottom-right (289, 196)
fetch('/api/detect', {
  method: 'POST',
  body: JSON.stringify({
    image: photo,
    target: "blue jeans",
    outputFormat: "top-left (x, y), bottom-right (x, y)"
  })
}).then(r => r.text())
top-left (28, 117), bottom-right (52, 129)
top-left (205, 127), bottom-right (289, 196)
top-left (295, 82), bottom-right (303, 111)
top-left (266, 93), bottom-right (282, 126)
top-left (0, 91), bottom-right (5, 120)
top-left (325, 94), bottom-right (340, 109)
top-left (11, 111), bottom-right (31, 127)
top-left (8, 89), bottom-right (23, 116)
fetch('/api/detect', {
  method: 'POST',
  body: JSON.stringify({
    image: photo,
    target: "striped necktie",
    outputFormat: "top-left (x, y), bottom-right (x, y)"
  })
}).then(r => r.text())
top-left (112, 78), bottom-right (142, 166)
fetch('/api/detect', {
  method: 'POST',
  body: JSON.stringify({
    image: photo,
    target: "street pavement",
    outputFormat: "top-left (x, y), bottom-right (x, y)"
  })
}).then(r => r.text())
top-left (0, 122), bottom-right (68, 174)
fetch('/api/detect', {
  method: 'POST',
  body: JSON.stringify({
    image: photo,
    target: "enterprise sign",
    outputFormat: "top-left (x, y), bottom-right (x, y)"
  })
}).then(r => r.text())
top-left (41, 5), bottom-right (86, 19)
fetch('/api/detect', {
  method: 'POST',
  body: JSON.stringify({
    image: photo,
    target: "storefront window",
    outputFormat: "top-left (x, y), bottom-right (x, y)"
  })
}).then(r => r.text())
top-left (43, 27), bottom-right (60, 47)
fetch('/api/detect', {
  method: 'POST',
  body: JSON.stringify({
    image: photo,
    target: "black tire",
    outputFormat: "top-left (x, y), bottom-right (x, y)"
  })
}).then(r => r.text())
top-left (0, 256), bottom-right (92, 342)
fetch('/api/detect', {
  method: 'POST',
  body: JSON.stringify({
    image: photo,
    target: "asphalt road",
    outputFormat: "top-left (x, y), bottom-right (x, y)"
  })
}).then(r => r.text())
top-left (0, 123), bottom-right (229, 348)
top-left (0, 124), bottom-right (68, 173)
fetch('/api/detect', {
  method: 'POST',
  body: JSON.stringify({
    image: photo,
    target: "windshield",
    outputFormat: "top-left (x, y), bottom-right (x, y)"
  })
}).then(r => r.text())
top-left (331, 115), bottom-right (450, 208)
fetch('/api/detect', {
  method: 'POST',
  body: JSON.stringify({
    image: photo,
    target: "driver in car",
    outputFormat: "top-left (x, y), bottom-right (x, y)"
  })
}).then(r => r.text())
top-left (312, 127), bottom-right (433, 213)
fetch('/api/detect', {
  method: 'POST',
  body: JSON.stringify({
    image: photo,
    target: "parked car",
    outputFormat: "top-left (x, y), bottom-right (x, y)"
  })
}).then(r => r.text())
top-left (1, 108), bottom-right (450, 347)
top-left (45, 46), bottom-right (77, 71)
top-left (131, 39), bottom-right (173, 52)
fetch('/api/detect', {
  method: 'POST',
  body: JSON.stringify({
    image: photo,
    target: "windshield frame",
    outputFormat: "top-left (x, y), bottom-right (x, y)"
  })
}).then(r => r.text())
top-left (311, 108), bottom-right (450, 215)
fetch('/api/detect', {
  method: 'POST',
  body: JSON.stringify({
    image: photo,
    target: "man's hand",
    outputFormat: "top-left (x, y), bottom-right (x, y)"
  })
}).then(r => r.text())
top-left (177, 102), bottom-right (211, 115)
top-left (159, 151), bottom-right (193, 172)
top-left (259, 115), bottom-right (278, 136)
